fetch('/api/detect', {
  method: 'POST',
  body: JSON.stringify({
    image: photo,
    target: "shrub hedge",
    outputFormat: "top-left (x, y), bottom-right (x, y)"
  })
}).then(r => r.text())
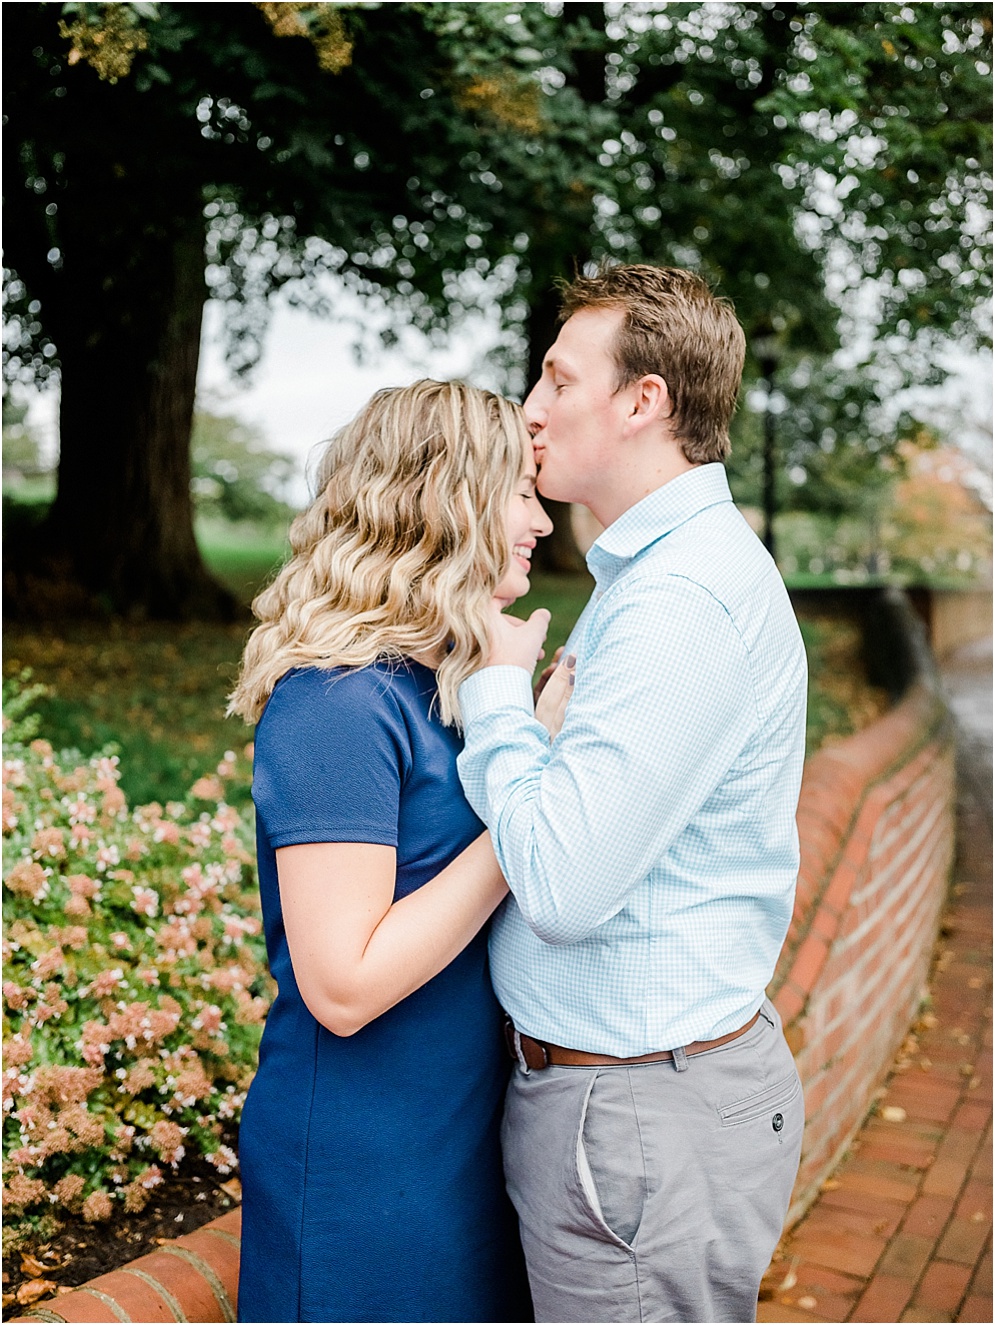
top-left (2, 675), bottom-right (272, 1237)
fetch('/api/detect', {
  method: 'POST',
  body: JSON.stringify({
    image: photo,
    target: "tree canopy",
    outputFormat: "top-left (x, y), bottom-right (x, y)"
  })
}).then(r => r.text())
top-left (3, 2), bottom-right (991, 612)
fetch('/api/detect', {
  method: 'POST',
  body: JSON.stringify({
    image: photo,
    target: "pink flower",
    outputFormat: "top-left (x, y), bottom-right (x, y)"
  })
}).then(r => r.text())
top-left (206, 1144), bottom-right (238, 1175)
top-left (90, 968), bottom-right (125, 998)
top-left (5, 859), bottom-right (49, 901)
top-left (190, 775), bottom-right (224, 801)
top-left (95, 844), bottom-right (121, 873)
top-left (82, 1188), bottom-right (114, 1222)
top-left (153, 820), bottom-right (181, 846)
top-left (68, 874), bottom-right (99, 897)
top-left (2, 788), bottom-right (20, 833)
top-left (54, 1173), bottom-right (86, 1211)
top-left (131, 885), bottom-right (159, 918)
top-left (188, 821), bottom-right (212, 848)
top-left (149, 1119), bottom-right (187, 1165)
top-left (70, 822), bottom-right (95, 846)
top-left (30, 947), bottom-right (67, 980)
top-left (4, 1035), bottom-right (33, 1068)
top-left (31, 827), bottom-right (67, 860)
top-left (65, 795), bottom-right (96, 825)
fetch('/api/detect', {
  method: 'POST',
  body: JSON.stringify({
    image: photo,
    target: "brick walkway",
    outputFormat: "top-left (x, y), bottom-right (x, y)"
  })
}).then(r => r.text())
top-left (759, 641), bottom-right (993, 1324)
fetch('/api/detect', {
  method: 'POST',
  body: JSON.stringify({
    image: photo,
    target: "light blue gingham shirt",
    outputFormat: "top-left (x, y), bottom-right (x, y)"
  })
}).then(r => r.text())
top-left (457, 463), bottom-right (808, 1056)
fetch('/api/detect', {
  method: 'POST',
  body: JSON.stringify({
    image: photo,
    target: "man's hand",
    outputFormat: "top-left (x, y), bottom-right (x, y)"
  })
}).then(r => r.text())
top-left (534, 647), bottom-right (565, 703)
top-left (487, 601), bottom-right (551, 672)
top-left (535, 655), bottom-right (575, 741)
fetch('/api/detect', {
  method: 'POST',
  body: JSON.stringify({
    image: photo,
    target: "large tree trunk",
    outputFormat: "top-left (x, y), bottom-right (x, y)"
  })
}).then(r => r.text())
top-left (7, 208), bottom-right (236, 621)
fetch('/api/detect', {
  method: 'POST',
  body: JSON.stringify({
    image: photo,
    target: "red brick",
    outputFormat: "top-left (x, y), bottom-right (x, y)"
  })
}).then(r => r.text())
top-left (788, 1225), bottom-right (887, 1279)
top-left (64, 1267), bottom-right (179, 1321)
top-left (878, 1233), bottom-right (938, 1281)
top-left (118, 1247), bottom-right (226, 1323)
top-left (914, 1260), bottom-right (974, 1315)
top-left (958, 1291), bottom-right (995, 1322)
top-left (792, 1262), bottom-right (867, 1296)
top-left (852, 1272), bottom-right (915, 1323)
top-left (818, 1184), bottom-right (910, 1223)
top-left (790, 933), bottom-right (831, 997)
top-left (902, 1193), bottom-right (957, 1239)
top-left (901, 1306), bottom-right (953, 1322)
top-left (757, 1303), bottom-right (829, 1323)
top-left (937, 1217), bottom-right (992, 1266)
top-left (842, 1160), bottom-right (922, 1204)
top-left (924, 1156), bottom-right (972, 1198)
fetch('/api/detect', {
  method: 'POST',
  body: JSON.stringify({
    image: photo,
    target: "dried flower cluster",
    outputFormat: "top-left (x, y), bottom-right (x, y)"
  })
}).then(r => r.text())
top-left (2, 684), bottom-right (271, 1234)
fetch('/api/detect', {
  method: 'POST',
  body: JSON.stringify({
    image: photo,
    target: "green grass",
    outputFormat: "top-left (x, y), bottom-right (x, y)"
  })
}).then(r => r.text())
top-left (195, 517), bottom-right (289, 604)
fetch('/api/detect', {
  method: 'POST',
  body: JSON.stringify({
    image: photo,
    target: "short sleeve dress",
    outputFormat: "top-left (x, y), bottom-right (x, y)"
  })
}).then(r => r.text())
top-left (237, 663), bottom-right (531, 1324)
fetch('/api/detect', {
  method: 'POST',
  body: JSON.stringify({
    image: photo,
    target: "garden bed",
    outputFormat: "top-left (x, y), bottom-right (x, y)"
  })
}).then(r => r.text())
top-left (2, 1152), bottom-right (238, 1318)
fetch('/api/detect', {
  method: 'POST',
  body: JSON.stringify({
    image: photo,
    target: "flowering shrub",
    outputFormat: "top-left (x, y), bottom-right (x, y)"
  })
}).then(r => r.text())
top-left (2, 674), bottom-right (271, 1233)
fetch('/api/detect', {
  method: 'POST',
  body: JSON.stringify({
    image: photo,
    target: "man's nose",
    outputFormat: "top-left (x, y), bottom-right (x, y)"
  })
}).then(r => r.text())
top-left (522, 382), bottom-right (544, 435)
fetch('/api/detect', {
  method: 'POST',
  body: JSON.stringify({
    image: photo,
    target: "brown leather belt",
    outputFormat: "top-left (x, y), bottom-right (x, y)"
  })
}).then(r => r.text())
top-left (505, 1011), bottom-right (761, 1072)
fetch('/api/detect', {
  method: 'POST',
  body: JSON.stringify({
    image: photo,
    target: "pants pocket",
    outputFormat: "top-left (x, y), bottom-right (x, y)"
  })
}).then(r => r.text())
top-left (717, 1067), bottom-right (801, 1127)
top-left (575, 1070), bottom-right (645, 1250)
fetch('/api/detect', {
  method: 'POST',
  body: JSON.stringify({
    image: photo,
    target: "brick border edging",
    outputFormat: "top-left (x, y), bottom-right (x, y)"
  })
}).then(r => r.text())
top-left (771, 588), bottom-right (958, 1227)
top-left (8, 1208), bottom-right (242, 1324)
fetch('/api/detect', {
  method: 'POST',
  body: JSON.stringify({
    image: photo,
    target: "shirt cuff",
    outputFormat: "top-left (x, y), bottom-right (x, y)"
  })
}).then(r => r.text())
top-left (459, 665), bottom-right (535, 725)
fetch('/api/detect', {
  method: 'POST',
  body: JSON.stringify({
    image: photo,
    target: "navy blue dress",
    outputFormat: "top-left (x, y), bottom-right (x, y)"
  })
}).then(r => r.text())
top-left (237, 663), bottom-right (531, 1324)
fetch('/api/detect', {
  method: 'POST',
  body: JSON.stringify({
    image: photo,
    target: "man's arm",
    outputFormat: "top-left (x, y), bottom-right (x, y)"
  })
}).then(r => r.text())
top-left (457, 574), bottom-right (758, 945)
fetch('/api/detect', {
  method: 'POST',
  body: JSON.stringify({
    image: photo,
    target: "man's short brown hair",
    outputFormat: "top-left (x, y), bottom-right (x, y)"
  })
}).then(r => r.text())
top-left (558, 264), bottom-right (746, 464)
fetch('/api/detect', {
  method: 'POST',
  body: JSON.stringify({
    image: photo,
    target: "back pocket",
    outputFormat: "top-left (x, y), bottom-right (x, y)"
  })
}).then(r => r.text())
top-left (718, 1070), bottom-right (801, 1127)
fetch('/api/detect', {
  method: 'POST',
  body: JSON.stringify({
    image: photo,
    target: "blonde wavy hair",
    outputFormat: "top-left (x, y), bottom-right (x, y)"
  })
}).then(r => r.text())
top-left (228, 379), bottom-right (528, 727)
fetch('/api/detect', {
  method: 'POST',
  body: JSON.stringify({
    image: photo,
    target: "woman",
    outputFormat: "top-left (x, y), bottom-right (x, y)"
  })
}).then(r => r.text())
top-left (229, 380), bottom-right (557, 1324)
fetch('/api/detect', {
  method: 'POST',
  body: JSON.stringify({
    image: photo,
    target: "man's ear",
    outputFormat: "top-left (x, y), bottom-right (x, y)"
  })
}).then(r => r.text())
top-left (625, 374), bottom-right (671, 431)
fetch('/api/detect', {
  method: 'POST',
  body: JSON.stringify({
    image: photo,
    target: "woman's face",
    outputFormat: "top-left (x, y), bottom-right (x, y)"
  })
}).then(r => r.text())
top-left (494, 440), bottom-right (553, 607)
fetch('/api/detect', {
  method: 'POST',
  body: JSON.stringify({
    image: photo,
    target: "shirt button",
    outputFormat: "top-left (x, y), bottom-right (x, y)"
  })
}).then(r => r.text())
top-left (772, 1113), bottom-right (784, 1132)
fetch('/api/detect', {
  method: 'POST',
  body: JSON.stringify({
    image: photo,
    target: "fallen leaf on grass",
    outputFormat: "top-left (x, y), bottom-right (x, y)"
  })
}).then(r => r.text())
top-left (2, 1294), bottom-right (15, 1310)
top-left (219, 1177), bottom-right (242, 1201)
top-left (20, 1255), bottom-right (49, 1278)
top-left (16, 1279), bottom-right (58, 1306)
top-left (880, 1105), bottom-right (907, 1123)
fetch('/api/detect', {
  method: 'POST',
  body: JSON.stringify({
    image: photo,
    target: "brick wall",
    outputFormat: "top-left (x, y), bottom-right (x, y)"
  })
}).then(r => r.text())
top-left (771, 667), bottom-right (956, 1227)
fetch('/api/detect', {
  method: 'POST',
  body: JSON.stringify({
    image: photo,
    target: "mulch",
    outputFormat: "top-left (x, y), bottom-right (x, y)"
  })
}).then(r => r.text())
top-left (2, 1153), bottom-right (240, 1320)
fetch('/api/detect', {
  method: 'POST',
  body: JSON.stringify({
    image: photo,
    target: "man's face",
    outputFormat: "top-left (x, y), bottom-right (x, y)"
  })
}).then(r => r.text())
top-left (523, 307), bottom-right (630, 510)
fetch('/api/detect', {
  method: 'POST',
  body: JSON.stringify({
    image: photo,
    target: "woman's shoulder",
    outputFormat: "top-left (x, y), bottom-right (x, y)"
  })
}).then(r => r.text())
top-left (257, 661), bottom-right (431, 742)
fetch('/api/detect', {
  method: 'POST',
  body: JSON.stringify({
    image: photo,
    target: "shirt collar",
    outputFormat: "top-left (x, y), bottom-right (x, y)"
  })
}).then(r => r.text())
top-left (587, 463), bottom-right (733, 587)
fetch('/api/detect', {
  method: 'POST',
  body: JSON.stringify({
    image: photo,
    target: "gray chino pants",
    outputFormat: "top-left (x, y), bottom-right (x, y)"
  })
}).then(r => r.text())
top-left (501, 1000), bottom-right (803, 1324)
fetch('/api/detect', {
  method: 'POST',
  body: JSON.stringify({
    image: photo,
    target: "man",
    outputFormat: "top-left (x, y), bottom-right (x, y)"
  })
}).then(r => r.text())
top-left (456, 265), bottom-right (808, 1324)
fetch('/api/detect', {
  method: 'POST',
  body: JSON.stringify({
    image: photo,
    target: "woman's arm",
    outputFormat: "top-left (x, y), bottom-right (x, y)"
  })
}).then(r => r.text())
top-left (278, 832), bottom-right (506, 1037)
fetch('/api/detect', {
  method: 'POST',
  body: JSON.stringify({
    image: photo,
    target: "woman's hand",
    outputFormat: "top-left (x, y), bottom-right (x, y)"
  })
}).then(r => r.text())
top-left (486, 600), bottom-right (551, 671)
top-left (535, 654), bottom-right (575, 741)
